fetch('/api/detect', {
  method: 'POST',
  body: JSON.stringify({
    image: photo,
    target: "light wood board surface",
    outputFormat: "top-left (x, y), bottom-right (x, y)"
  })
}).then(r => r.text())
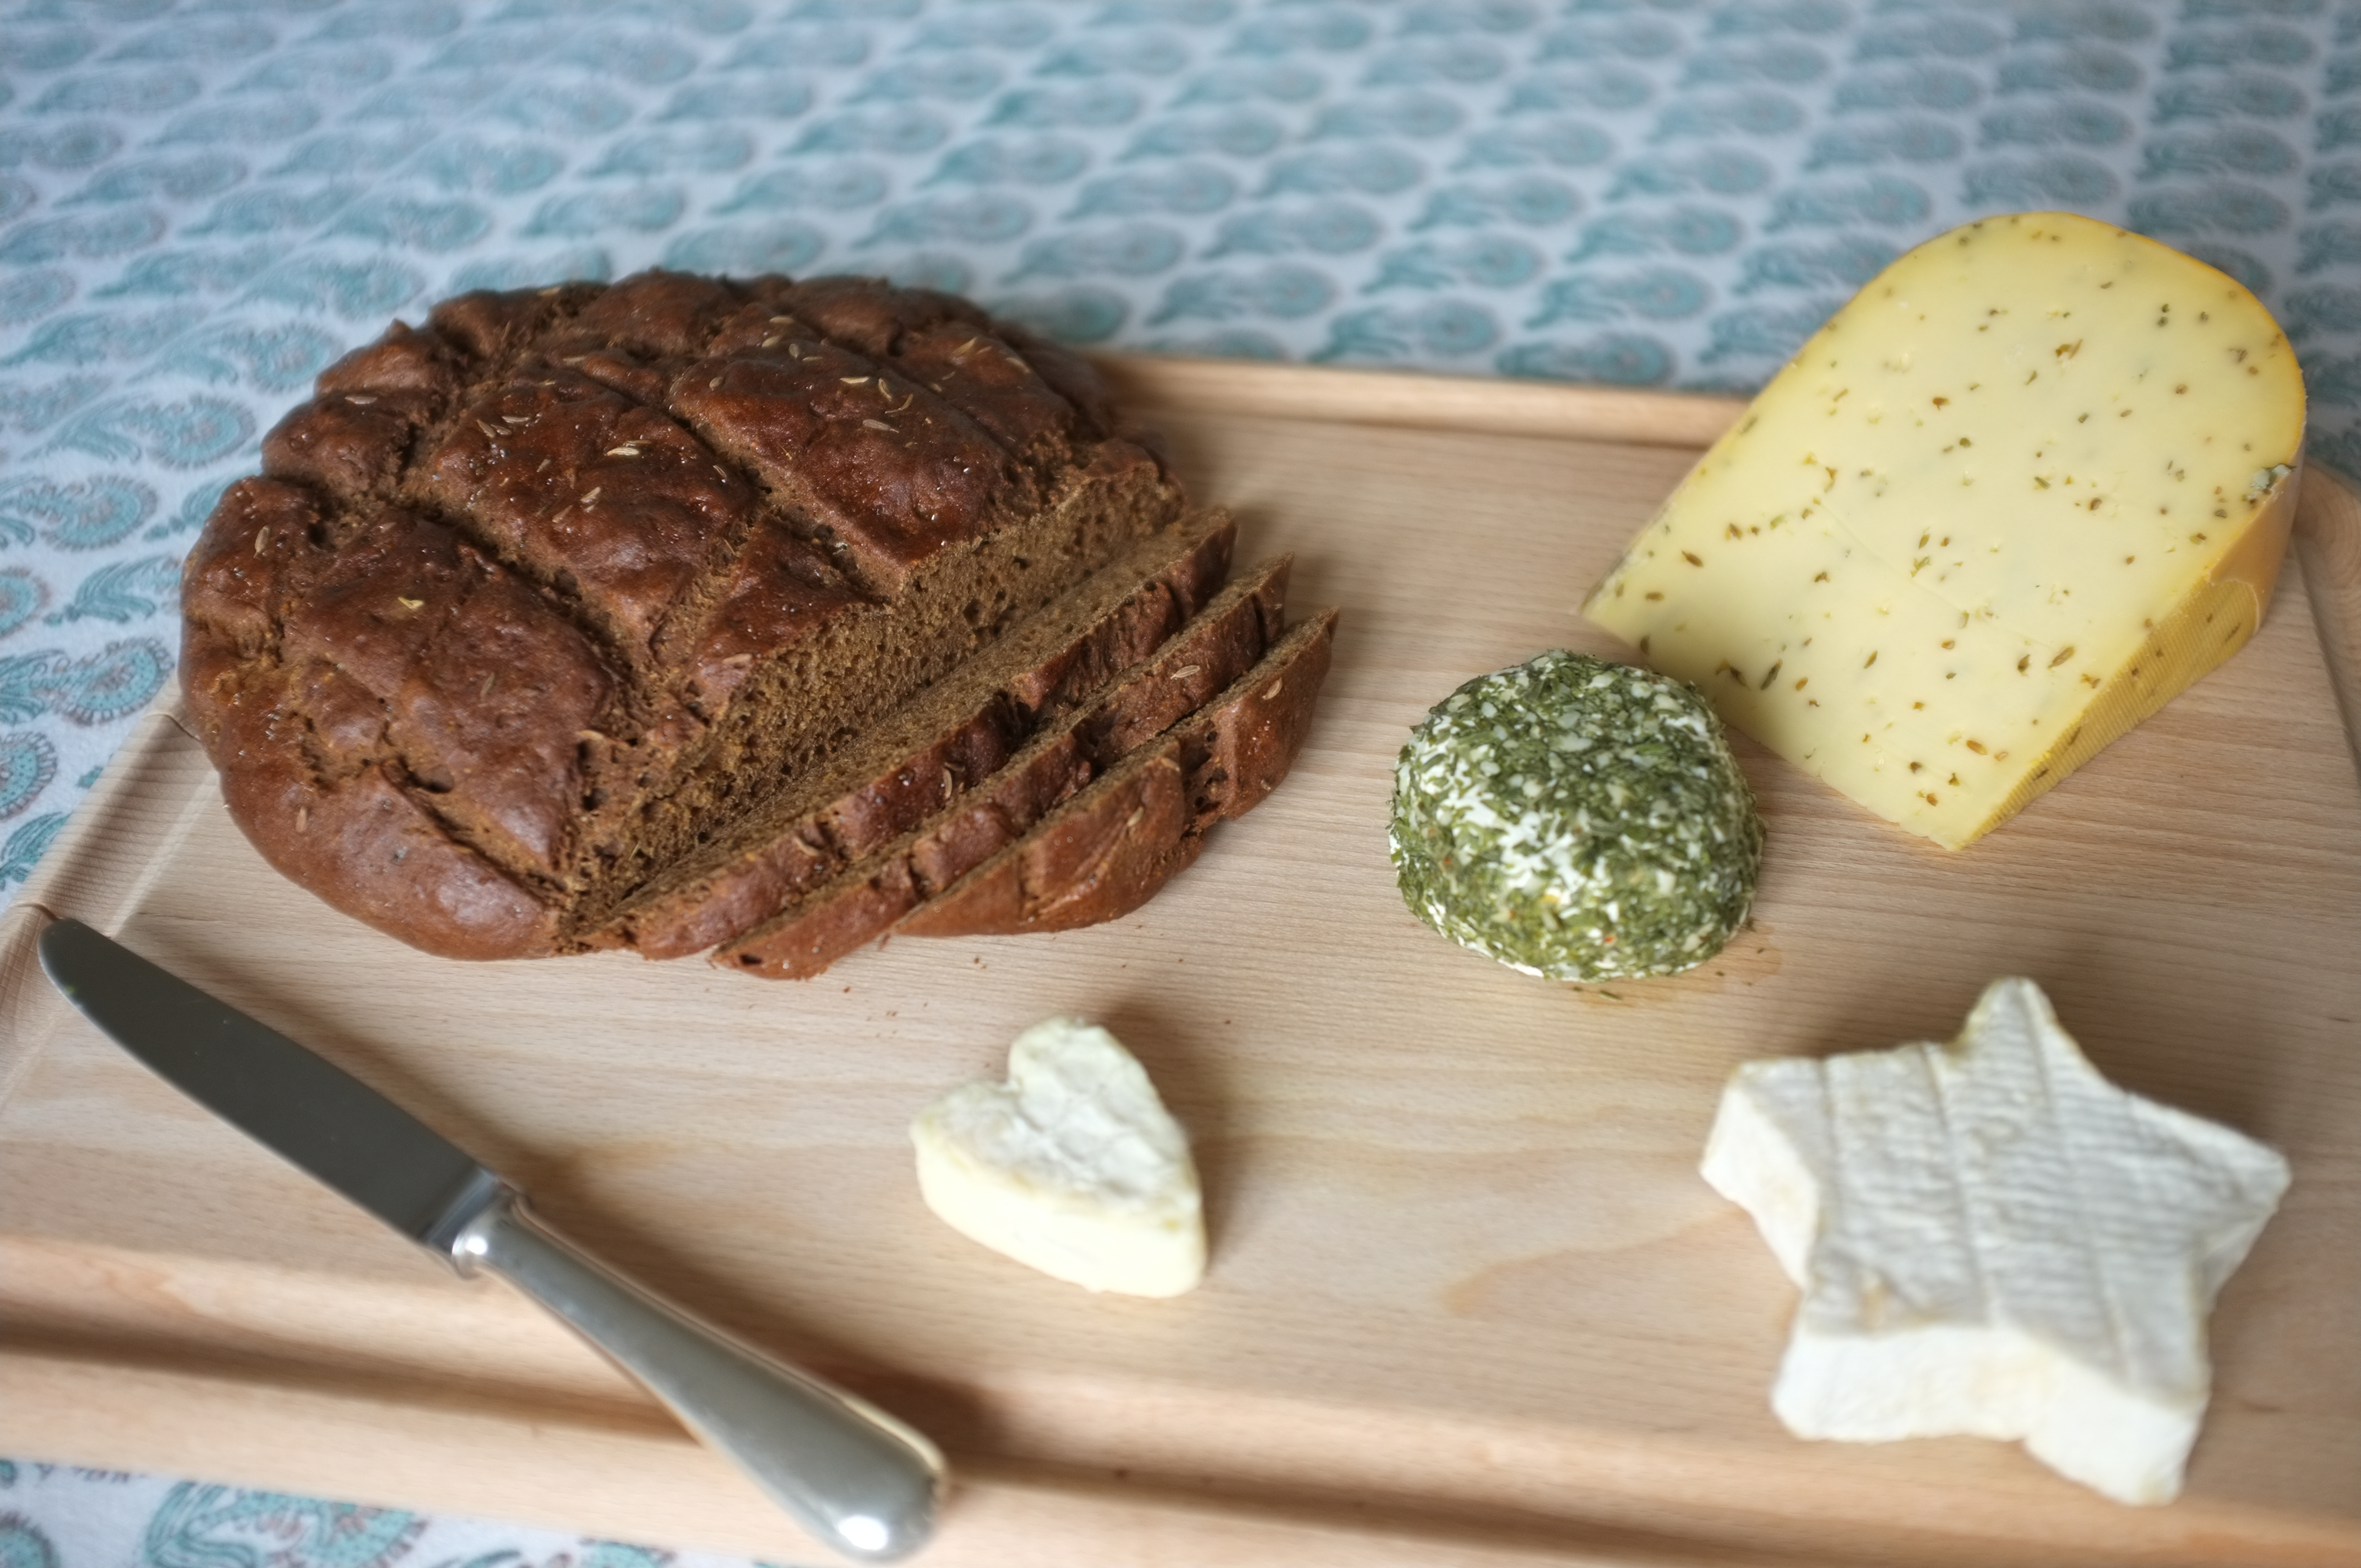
top-left (5, 361), bottom-right (2360, 1568)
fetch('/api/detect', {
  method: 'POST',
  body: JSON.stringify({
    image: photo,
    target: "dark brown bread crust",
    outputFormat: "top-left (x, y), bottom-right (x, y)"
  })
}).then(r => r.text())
top-left (601, 511), bottom-right (1236, 959)
top-left (898, 608), bottom-right (1336, 940)
top-left (181, 476), bottom-right (590, 954)
top-left (716, 575), bottom-right (1316, 979)
top-left (182, 271), bottom-right (1183, 959)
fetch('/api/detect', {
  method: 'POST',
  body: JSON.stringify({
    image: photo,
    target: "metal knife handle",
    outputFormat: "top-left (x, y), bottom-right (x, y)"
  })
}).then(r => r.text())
top-left (450, 1191), bottom-right (943, 1562)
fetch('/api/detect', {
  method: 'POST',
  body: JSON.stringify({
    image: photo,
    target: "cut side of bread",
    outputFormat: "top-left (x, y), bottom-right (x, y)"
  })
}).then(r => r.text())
top-left (589, 509), bottom-right (1238, 957)
top-left (714, 560), bottom-right (1304, 978)
top-left (899, 608), bottom-right (1337, 939)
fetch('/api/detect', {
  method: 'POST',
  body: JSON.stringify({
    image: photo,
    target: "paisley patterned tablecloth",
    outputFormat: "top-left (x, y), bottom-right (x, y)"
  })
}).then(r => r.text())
top-left (0, 1466), bottom-right (770, 1568)
top-left (4, 0), bottom-right (2359, 1559)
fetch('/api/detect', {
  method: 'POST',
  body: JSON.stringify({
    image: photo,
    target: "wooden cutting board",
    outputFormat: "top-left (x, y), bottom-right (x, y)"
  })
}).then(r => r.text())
top-left (6, 361), bottom-right (2359, 1568)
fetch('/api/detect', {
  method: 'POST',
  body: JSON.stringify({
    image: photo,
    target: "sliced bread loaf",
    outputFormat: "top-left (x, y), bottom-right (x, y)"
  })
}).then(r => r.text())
top-left (182, 271), bottom-right (1185, 959)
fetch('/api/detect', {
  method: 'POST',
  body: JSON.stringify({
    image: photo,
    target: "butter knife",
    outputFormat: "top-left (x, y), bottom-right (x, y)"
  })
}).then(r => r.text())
top-left (37, 917), bottom-right (944, 1563)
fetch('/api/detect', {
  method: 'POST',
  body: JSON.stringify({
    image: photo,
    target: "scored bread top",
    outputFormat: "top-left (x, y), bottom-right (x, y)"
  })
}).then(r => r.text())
top-left (181, 270), bottom-right (1183, 959)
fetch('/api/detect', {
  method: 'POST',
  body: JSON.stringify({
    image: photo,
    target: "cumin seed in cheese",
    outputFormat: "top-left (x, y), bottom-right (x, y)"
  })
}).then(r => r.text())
top-left (1584, 211), bottom-right (2305, 850)
top-left (1389, 651), bottom-right (1763, 982)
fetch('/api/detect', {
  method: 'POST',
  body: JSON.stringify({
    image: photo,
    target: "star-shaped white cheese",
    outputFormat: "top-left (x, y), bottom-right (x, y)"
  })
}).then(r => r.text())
top-left (1702, 977), bottom-right (2289, 1505)
top-left (912, 1017), bottom-right (1205, 1297)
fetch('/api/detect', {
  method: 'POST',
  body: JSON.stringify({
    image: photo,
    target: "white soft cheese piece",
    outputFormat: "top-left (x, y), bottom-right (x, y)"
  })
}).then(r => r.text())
top-left (1702, 977), bottom-right (2289, 1505)
top-left (912, 1016), bottom-right (1204, 1297)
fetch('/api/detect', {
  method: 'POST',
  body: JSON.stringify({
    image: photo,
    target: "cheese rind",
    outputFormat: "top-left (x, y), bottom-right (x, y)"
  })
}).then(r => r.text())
top-left (911, 1016), bottom-right (1205, 1297)
top-left (1701, 977), bottom-right (2291, 1505)
top-left (1586, 213), bottom-right (2305, 848)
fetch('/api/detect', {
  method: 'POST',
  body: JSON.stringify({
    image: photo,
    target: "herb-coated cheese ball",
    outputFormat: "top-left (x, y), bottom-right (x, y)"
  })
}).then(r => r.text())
top-left (1389, 650), bottom-right (1764, 982)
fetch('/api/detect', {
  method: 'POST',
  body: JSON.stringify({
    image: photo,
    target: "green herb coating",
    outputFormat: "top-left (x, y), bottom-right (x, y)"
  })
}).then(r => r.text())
top-left (1389, 650), bottom-right (1765, 982)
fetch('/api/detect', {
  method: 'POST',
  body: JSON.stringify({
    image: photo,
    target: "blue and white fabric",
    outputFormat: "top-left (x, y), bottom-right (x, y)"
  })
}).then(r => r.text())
top-left (0, 1464), bottom-right (765, 1568)
top-left (4, 0), bottom-right (2360, 1555)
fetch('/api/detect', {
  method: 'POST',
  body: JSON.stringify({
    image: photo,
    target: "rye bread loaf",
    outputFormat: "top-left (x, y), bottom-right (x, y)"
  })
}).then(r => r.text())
top-left (181, 271), bottom-right (1185, 960)
top-left (712, 554), bottom-right (1297, 979)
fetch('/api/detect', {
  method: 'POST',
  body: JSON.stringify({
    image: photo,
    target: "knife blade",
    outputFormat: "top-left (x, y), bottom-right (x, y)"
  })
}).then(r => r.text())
top-left (37, 917), bottom-right (945, 1563)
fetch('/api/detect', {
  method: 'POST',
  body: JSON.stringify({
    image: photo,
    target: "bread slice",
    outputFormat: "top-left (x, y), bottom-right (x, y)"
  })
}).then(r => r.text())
top-left (714, 560), bottom-right (1302, 978)
top-left (899, 608), bottom-right (1337, 939)
top-left (589, 509), bottom-right (1238, 957)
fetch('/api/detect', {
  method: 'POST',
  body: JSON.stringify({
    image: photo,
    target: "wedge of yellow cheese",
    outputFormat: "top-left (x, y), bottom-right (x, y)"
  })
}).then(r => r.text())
top-left (1584, 212), bottom-right (2305, 848)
